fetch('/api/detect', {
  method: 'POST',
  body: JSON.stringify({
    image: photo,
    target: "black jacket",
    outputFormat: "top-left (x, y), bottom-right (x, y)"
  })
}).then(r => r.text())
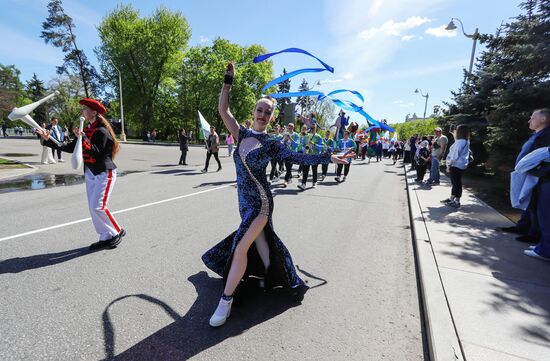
top-left (45, 121), bottom-right (116, 175)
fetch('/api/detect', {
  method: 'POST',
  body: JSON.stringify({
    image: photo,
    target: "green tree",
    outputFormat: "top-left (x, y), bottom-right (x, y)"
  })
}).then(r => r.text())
top-left (41, 0), bottom-right (100, 97)
top-left (296, 79), bottom-right (314, 115)
top-left (444, 0), bottom-right (550, 172)
top-left (0, 64), bottom-right (28, 120)
top-left (96, 5), bottom-right (191, 136)
top-left (390, 118), bottom-right (440, 141)
top-left (275, 68), bottom-right (291, 122)
top-left (176, 38), bottom-right (274, 140)
top-left (311, 98), bottom-right (335, 129)
top-left (25, 73), bottom-right (49, 125)
top-left (47, 73), bottom-right (86, 129)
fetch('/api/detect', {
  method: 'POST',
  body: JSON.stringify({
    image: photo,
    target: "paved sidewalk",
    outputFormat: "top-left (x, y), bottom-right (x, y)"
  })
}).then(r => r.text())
top-left (406, 165), bottom-right (550, 361)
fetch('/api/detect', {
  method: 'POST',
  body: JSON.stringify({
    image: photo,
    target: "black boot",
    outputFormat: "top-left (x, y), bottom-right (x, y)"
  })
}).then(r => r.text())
top-left (290, 283), bottom-right (309, 302)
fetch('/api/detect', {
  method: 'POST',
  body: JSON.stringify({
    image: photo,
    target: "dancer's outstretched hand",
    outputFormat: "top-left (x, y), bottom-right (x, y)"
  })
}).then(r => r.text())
top-left (331, 154), bottom-right (349, 164)
top-left (225, 62), bottom-right (234, 77)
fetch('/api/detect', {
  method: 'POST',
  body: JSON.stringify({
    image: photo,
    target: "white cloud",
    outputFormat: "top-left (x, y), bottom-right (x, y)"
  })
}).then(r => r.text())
top-left (401, 35), bottom-right (415, 41)
top-left (393, 100), bottom-right (415, 108)
top-left (367, 0), bottom-right (384, 19)
top-left (0, 24), bottom-right (61, 66)
top-left (343, 73), bottom-right (353, 80)
top-left (359, 16), bottom-right (431, 40)
top-left (426, 25), bottom-right (457, 37)
top-left (321, 0), bottom-right (456, 124)
top-left (199, 35), bottom-right (210, 43)
top-left (320, 78), bottom-right (343, 84)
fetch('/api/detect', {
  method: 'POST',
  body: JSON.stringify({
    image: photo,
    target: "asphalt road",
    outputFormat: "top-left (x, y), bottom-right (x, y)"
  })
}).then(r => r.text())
top-left (0, 139), bottom-right (427, 360)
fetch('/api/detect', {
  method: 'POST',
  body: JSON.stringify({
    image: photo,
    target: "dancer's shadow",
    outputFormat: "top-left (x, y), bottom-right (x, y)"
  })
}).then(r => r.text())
top-left (0, 246), bottom-right (96, 274)
top-left (106, 271), bottom-right (301, 360)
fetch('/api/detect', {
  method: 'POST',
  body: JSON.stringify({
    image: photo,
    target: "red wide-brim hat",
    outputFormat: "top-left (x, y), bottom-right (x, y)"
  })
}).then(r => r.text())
top-left (79, 98), bottom-right (107, 115)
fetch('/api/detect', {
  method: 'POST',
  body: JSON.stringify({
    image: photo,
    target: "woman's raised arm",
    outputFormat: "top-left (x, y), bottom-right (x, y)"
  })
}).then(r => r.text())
top-left (218, 62), bottom-right (240, 140)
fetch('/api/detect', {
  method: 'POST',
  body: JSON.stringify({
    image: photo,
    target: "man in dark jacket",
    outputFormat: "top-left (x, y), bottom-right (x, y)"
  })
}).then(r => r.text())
top-left (519, 109), bottom-right (550, 261)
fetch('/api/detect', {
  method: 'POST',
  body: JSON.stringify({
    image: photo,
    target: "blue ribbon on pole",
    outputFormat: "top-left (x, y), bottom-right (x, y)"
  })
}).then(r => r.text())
top-left (253, 48), bottom-right (393, 131)
top-left (253, 48), bottom-right (334, 72)
top-left (254, 48), bottom-right (334, 92)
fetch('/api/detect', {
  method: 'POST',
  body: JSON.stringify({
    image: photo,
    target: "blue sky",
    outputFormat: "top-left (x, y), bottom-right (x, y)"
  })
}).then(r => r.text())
top-left (1, 0), bottom-right (522, 125)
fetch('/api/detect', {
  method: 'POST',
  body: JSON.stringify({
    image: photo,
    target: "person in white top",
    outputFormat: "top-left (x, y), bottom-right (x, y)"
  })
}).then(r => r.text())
top-left (441, 125), bottom-right (471, 208)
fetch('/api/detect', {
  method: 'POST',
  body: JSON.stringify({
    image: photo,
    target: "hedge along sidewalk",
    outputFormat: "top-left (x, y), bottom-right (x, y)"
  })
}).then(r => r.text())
top-left (405, 165), bottom-right (550, 361)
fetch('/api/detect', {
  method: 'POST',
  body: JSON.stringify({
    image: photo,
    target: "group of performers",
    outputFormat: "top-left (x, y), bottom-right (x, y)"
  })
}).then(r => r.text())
top-left (265, 120), bottom-right (358, 189)
top-left (30, 63), bottom-right (388, 330)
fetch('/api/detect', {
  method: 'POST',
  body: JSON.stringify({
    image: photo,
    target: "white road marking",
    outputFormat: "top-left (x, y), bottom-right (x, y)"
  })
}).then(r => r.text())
top-left (0, 184), bottom-right (235, 243)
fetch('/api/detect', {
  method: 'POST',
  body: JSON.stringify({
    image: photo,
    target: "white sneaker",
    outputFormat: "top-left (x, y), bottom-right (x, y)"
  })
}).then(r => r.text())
top-left (312, 182), bottom-right (317, 188)
top-left (297, 183), bottom-right (306, 190)
top-left (447, 200), bottom-right (460, 208)
top-left (524, 249), bottom-right (550, 261)
top-left (58, 159), bottom-right (65, 162)
top-left (335, 176), bottom-right (341, 182)
top-left (209, 297), bottom-right (233, 327)
top-left (42, 161), bottom-right (48, 165)
top-left (49, 159), bottom-right (57, 164)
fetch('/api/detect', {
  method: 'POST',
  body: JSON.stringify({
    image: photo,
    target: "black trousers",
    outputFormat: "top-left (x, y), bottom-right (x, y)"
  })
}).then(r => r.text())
top-left (204, 151), bottom-right (221, 170)
top-left (284, 160), bottom-right (294, 182)
top-left (179, 150), bottom-right (187, 165)
top-left (336, 163), bottom-right (350, 177)
top-left (51, 147), bottom-right (62, 160)
top-left (302, 164), bottom-right (318, 184)
top-left (321, 163), bottom-right (329, 176)
top-left (416, 164), bottom-right (427, 181)
top-left (449, 166), bottom-right (465, 198)
top-left (269, 159), bottom-right (281, 180)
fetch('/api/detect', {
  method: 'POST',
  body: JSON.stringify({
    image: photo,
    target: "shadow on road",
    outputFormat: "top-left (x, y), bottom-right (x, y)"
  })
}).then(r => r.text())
top-left (193, 181), bottom-right (237, 188)
top-left (0, 246), bottom-right (96, 274)
top-left (417, 199), bottom-right (550, 348)
top-left (151, 169), bottom-right (195, 175)
top-left (103, 271), bottom-right (301, 360)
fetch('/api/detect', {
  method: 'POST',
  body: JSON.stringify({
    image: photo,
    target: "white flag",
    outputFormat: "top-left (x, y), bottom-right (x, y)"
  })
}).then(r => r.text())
top-left (198, 110), bottom-right (211, 140)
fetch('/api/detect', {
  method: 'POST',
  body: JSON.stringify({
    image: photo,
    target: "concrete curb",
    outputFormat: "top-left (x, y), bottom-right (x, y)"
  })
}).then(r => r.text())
top-left (404, 165), bottom-right (465, 361)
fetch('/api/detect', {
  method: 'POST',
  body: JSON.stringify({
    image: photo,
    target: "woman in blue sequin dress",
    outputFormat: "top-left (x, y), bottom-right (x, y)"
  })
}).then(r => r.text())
top-left (203, 62), bottom-right (348, 327)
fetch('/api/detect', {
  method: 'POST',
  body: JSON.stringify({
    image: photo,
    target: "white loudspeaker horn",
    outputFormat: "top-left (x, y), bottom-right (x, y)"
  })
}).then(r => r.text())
top-left (8, 91), bottom-right (61, 146)
top-left (71, 117), bottom-right (85, 170)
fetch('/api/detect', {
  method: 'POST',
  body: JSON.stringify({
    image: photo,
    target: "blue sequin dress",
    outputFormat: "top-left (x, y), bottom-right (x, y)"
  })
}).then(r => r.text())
top-left (202, 125), bottom-right (332, 291)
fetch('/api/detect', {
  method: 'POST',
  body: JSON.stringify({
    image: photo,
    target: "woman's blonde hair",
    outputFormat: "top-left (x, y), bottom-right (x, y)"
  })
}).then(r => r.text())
top-left (256, 96), bottom-right (277, 108)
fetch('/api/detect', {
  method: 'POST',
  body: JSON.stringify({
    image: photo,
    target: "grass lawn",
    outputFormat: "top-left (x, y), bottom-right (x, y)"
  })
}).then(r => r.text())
top-left (0, 157), bottom-right (27, 169)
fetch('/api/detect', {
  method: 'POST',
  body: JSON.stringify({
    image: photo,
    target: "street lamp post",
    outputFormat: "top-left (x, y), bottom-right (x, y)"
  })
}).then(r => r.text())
top-left (414, 88), bottom-right (429, 119)
top-left (446, 18), bottom-right (480, 84)
top-left (109, 59), bottom-right (126, 141)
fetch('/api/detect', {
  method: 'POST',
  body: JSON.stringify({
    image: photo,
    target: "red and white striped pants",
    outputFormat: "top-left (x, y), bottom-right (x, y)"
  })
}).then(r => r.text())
top-left (85, 168), bottom-right (121, 240)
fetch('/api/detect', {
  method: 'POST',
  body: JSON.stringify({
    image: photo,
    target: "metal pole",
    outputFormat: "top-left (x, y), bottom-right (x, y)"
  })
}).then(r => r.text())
top-left (468, 28), bottom-right (479, 79)
top-left (109, 59), bottom-right (126, 141)
top-left (423, 94), bottom-right (429, 119)
top-left (118, 70), bottom-right (126, 141)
